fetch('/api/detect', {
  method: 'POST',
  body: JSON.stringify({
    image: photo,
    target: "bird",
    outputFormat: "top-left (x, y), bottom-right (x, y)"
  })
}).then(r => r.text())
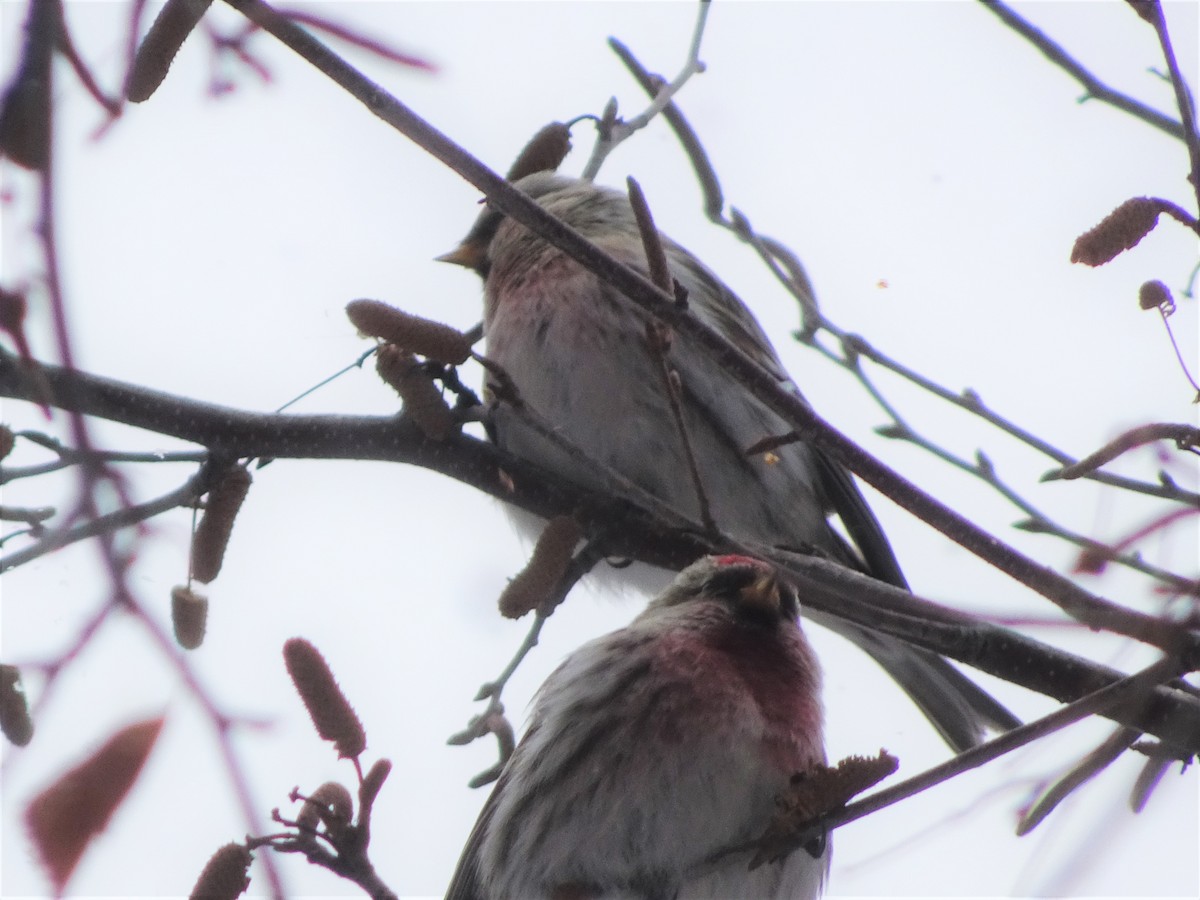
top-left (439, 170), bottom-right (1019, 753)
top-left (444, 554), bottom-right (829, 900)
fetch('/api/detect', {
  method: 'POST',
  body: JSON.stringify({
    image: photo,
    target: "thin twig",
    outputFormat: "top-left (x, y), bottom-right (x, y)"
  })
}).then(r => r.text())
top-left (0, 468), bottom-right (210, 572)
top-left (1143, 2), bottom-right (1200, 209)
top-left (616, 20), bottom-right (1198, 524)
top-left (1155, 303), bottom-right (1200, 397)
top-left (628, 177), bottom-right (715, 532)
top-left (453, 542), bottom-right (605, 787)
top-left (1015, 725), bottom-right (1140, 835)
top-left (55, 11), bottom-right (123, 118)
top-left (610, 33), bottom-right (1199, 595)
top-left (580, 0), bottom-right (711, 180)
top-left (714, 654), bottom-right (1187, 866)
top-left (274, 347), bottom-right (377, 413)
top-left (978, 0), bottom-right (1186, 141)
top-left (1, 433), bottom-right (206, 484)
top-left (607, 37), bottom-right (724, 219)
top-left (822, 334), bottom-right (1199, 505)
top-left (1051, 423), bottom-right (1200, 482)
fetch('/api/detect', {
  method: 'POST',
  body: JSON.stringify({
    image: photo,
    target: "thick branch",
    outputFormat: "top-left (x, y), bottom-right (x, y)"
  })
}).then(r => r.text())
top-left (978, 0), bottom-right (1186, 141)
top-left (215, 0), bottom-right (1188, 652)
top-left (4, 352), bottom-right (1200, 750)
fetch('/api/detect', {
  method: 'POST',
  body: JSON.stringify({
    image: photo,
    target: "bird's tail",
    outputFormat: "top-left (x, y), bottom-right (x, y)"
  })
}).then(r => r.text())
top-left (833, 621), bottom-right (1020, 752)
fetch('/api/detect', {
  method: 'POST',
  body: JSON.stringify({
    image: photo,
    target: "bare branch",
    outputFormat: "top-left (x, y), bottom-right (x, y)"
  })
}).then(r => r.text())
top-left (6, 351), bottom-right (1200, 749)
top-left (1051, 423), bottom-right (1200, 481)
top-left (978, 0), bottom-right (1186, 141)
top-left (714, 653), bottom-right (1190, 866)
top-left (579, 1), bottom-right (712, 179)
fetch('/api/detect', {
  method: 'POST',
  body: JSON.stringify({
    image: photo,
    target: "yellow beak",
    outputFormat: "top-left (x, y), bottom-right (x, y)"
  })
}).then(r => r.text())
top-left (738, 573), bottom-right (783, 618)
top-left (435, 241), bottom-right (487, 273)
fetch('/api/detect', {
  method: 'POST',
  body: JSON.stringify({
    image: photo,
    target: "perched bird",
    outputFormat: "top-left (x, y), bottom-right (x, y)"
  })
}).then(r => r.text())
top-left (444, 554), bottom-right (829, 900)
top-left (440, 171), bottom-right (1018, 752)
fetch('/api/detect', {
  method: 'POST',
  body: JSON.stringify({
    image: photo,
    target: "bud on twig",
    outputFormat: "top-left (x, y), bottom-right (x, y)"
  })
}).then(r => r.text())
top-left (360, 758), bottom-right (393, 806)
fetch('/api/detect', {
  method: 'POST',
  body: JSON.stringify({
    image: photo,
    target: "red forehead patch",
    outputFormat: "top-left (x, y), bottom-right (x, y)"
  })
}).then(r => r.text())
top-left (715, 554), bottom-right (763, 568)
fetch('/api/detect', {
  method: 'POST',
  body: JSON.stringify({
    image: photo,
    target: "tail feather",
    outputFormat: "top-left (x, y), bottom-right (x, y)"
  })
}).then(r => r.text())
top-left (844, 623), bottom-right (1020, 752)
top-left (811, 449), bottom-right (1021, 751)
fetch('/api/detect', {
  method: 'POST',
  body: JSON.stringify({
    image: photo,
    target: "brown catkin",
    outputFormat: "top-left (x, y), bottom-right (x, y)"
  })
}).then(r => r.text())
top-left (1071, 197), bottom-right (1163, 266)
top-left (0, 664), bottom-right (33, 746)
top-left (498, 516), bottom-right (581, 618)
top-left (753, 750), bottom-right (899, 868)
top-left (1138, 279), bottom-right (1173, 311)
top-left (346, 299), bottom-right (472, 365)
top-left (171, 585), bottom-right (209, 650)
top-left (127, 0), bottom-right (215, 103)
top-left (282, 638), bottom-right (366, 760)
top-left (0, 2), bottom-right (54, 171)
top-left (505, 122), bottom-right (573, 182)
top-left (188, 842), bottom-right (253, 900)
top-left (376, 345), bottom-right (455, 440)
top-left (191, 464), bottom-right (252, 584)
top-left (297, 781), bottom-right (354, 832)
top-left (0, 424), bottom-right (14, 461)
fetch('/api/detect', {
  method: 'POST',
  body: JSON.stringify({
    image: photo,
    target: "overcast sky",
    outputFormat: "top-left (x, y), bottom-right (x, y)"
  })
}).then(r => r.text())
top-left (2, 2), bottom-right (1198, 898)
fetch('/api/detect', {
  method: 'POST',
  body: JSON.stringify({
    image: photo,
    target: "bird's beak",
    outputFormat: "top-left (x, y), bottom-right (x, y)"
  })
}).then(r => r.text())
top-left (435, 240), bottom-right (487, 272)
top-left (738, 573), bottom-right (783, 618)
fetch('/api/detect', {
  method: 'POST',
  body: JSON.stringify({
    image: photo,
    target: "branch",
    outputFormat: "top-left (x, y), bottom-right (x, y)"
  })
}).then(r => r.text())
top-left (831, 334), bottom-right (1199, 506)
top-left (978, 0), bottom-right (1186, 142)
top-left (218, 0), bottom-right (1188, 650)
top-left (0, 466), bottom-right (210, 572)
top-left (608, 37), bottom-right (1199, 615)
top-left (580, 1), bottom-right (711, 179)
top-left (717, 654), bottom-right (1189, 866)
top-left (1052, 422), bottom-right (1200, 481)
top-left (5, 351), bottom-right (1200, 750)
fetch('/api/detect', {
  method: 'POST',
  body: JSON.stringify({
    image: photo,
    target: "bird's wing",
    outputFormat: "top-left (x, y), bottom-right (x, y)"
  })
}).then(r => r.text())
top-left (660, 242), bottom-right (1022, 748)
top-left (442, 775), bottom-right (501, 900)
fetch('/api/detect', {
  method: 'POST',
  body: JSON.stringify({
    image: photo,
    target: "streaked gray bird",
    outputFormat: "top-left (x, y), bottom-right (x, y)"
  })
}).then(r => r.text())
top-left (444, 555), bottom-right (829, 900)
top-left (440, 171), bottom-right (1018, 752)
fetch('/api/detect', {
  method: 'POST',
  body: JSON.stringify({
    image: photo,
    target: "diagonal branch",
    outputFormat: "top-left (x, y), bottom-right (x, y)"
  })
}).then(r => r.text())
top-left (5, 350), bottom-right (1200, 750)
top-left (214, 0), bottom-right (1189, 651)
top-left (978, 0), bottom-right (1186, 142)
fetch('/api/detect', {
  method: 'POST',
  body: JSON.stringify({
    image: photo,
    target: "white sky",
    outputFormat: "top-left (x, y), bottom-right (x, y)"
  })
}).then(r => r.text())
top-left (1, 1), bottom-right (1198, 898)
